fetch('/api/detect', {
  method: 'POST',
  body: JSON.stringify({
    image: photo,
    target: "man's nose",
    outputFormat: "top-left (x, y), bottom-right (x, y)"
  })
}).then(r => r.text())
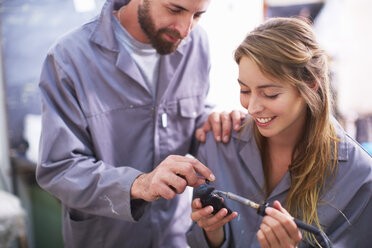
top-left (176, 15), bottom-right (194, 38)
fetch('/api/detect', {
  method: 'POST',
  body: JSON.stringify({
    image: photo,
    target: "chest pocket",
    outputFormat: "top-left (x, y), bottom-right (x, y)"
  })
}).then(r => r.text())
top-left (157, 95), bottom-right (204, 162)
top-left (179, 97), bottom-right (200, 118)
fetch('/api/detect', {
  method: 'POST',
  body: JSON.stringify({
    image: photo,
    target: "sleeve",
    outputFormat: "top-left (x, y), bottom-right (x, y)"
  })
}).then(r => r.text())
top-left (36, 50), bottom-right (148, 222)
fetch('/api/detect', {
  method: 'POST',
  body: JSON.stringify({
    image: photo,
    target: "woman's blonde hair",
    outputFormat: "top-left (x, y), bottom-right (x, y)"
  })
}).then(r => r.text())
top-left (234, 17), bottom-right (338, 244)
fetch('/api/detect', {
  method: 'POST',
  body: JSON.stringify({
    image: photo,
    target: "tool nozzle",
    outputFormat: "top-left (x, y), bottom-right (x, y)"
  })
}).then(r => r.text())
top-left (214, 190), bottom-right (260, 210)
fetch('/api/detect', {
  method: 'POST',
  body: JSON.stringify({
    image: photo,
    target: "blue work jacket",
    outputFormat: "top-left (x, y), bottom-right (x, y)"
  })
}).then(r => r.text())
top-left (36, 0), bottom-right (211, 247)
top-left (187, 118), bottom-right (372, 247)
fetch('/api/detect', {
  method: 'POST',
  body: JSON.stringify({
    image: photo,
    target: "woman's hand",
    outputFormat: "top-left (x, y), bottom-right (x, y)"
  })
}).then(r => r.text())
top-left (191, 198), bottom-right (238, 247)
top-left (257, 201), bottom-right (302, 248)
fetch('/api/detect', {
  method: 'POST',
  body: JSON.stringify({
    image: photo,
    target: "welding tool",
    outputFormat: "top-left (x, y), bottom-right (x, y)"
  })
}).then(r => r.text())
top-left (214, 190), bottom-right (333, 248)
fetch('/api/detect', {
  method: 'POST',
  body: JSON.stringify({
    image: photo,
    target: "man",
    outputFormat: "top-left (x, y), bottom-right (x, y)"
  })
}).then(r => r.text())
top-left (36, 0), bottom-right (243, 247)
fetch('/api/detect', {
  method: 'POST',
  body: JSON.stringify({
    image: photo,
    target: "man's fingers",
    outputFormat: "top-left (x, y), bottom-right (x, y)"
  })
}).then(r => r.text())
top-left (133, 155), bottom-right (213, 201)
top-left (208, 112), bottom-right (222, 142)
top-left (169, 159), bottom-right (213, 187)
top-left (195, 128), bottom-right (206, 142)
top-left (231, 110), bottom-right (247, 130)
top-left (199, 110), bottom-right (247, 144)
top-left (169, 156), bottom-right (215, 184)
top-left (195, 120), bottom-right (211, 142)
top-left (156, 183), bottom-right (176, 200)
top-left (189, 159), bottom-right (215, 184)
top-left (220, 111), bottom-right (231, 143)
top-left (169, 162), bottom-right (196, 186)
top-left (167, 173), bottom-right (187, 194)
top-left (158, 155), bottom-right (215, 193)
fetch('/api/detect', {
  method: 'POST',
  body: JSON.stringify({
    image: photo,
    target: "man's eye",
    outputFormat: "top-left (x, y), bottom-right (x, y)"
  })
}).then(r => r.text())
top-left (194, 13), bottom-right (202, 19)
top-left (168, 8), bottom-right (181, 14)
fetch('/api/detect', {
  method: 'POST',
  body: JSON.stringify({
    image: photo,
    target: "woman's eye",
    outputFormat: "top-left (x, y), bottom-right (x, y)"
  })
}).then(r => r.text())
top-left (265, 94), bottom-right (279, 99)
top-left (240, 90), bottom-right (250, 94)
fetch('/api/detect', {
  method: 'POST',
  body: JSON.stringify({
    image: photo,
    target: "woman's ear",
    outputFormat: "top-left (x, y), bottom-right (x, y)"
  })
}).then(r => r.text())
top-left (309, 81), bottom-right (319, 91)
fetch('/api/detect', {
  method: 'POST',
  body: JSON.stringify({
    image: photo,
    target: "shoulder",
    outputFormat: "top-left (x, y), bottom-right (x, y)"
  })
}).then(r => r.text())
top-left (47, 20), bottom-right (96, 60)
top-left (43, 16), bottom-right (115, 80)
top-left (334, 119), bottom-right (372, 168)
top-left (198, 118), bottom-right (255, 161)
top-left (331, 119), bottom-right (372, 186)
top-left (189, 25), bottom-right (209, 43)
top-left (180, 25), bottom-right (209, 55)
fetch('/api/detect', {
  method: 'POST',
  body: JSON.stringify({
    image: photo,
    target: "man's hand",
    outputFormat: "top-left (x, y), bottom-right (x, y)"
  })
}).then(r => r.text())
top-left (130, 155), bottom-right (215, 202)
top-left (196, 110), bottom-right (247, 143)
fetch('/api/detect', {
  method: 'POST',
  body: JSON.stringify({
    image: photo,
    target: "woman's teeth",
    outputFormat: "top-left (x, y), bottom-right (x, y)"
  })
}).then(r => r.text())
top-left (256, 117), bottom-right (273, 124)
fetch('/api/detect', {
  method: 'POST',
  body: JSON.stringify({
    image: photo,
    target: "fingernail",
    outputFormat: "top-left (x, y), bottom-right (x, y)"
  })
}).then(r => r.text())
top-left (207, 206), bottom-right (213, 213)
top-left (223, 136), bottom-right (228, 142)
top-left (265, 207), bottom-right (273, 214)
top-left (234, 124), bottom-right (240, 130)
top-left (209, 174), bottom-right (215, 181)
top-left (216, 136), bottom-right (221, 142)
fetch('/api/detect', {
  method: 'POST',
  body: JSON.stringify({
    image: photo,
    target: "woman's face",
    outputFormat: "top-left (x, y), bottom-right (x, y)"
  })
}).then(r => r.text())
top-left (238, 56), bottom-right (307, 141)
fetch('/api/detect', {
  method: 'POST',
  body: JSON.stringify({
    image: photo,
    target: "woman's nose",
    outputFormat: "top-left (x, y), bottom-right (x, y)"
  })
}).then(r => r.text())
top-left (247, 96), bottom-right (264, 115)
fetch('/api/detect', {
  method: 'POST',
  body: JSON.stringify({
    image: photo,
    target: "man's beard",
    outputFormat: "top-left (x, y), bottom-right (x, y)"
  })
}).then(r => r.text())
top-left (138, 0), bottom-right (183, 55)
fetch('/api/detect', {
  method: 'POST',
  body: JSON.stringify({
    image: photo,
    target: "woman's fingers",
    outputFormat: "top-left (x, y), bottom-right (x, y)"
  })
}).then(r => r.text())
top-left (191, 198), bottom-right (237, 231)
top-left (257, 202), bottom-right (302, 248)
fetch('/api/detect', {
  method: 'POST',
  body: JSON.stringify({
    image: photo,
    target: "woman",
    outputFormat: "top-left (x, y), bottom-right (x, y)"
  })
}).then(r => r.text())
top-left (187, 17), bottom-right (372, 248)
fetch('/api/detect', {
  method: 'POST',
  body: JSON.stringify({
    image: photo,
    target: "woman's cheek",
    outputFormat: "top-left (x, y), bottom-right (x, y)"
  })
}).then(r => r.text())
top-left (240, 95), bottom-right (249, 109)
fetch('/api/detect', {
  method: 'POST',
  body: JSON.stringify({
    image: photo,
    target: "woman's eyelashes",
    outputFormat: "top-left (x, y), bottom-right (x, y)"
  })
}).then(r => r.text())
top-left (265, 93), bottom-right (279, 99)
top-left (240, 90), bottom-right (280, 99)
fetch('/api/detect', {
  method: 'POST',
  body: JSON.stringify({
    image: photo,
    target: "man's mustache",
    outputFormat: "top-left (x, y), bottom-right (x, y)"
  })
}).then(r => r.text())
top-left (159, 28), bottom-right (183, 40)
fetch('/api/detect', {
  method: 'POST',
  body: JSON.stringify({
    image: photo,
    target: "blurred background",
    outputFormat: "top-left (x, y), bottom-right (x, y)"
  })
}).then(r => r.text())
top-left (0, 0), bottom-right (371, 247)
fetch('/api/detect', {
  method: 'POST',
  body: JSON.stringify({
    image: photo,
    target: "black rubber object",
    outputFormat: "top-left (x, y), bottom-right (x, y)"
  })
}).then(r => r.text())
top-left (194, 184), bottom-right (232, 215)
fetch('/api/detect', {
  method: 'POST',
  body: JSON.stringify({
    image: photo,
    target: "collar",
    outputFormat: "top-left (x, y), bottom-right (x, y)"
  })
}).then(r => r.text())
top-left (331, 116), bottom-right (349, 161)
top-left (231, 117), bottom-right (255, 142)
